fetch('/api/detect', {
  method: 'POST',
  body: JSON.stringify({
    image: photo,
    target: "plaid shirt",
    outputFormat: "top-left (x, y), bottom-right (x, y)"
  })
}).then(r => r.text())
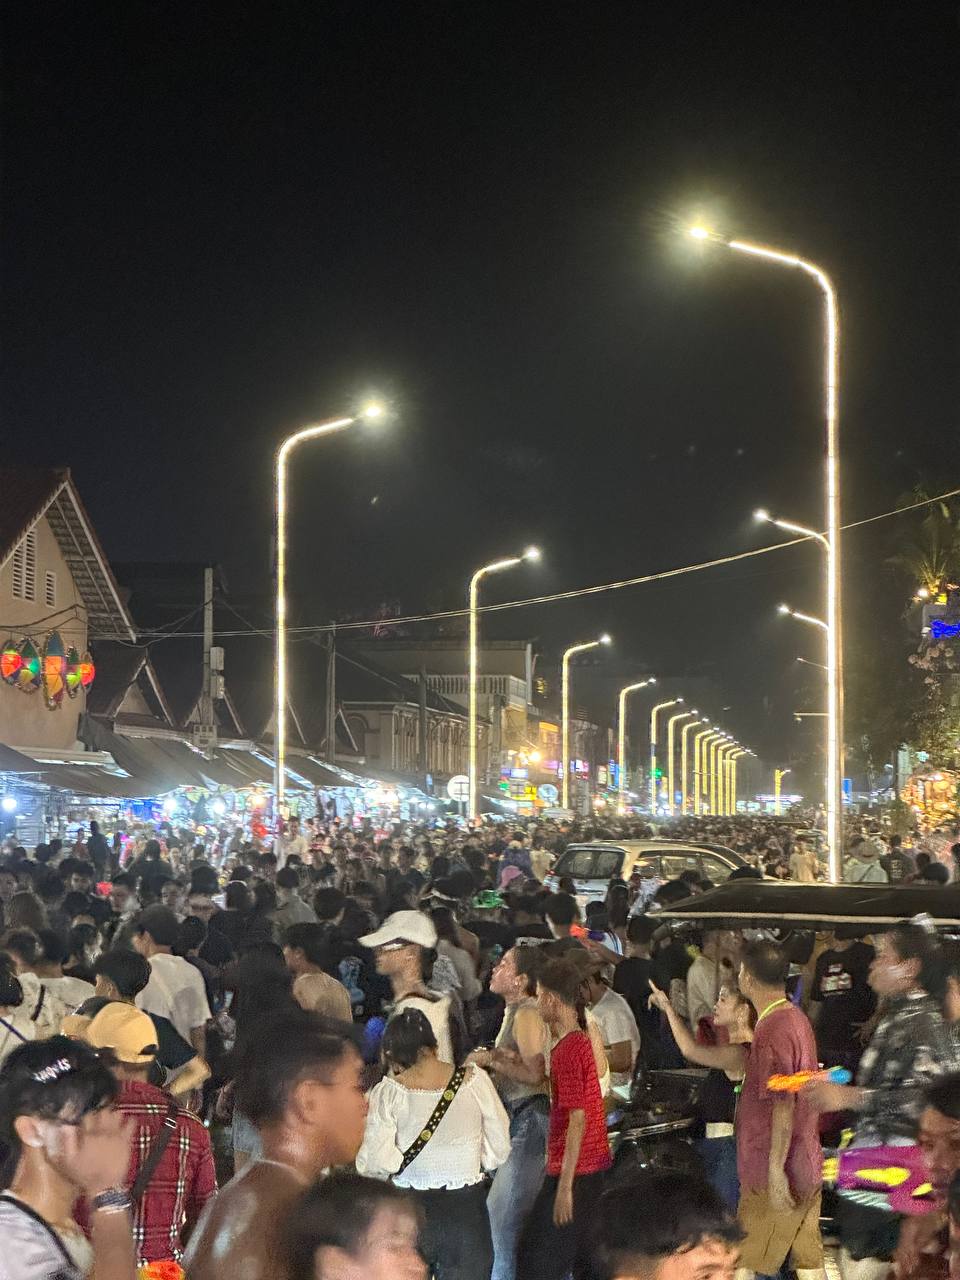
top-left (80, 1080), bottom-right (217, 1264)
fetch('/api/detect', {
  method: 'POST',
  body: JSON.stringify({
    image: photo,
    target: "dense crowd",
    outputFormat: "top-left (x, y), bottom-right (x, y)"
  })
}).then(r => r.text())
top-left (0, 811), bottom-right (959, 1280)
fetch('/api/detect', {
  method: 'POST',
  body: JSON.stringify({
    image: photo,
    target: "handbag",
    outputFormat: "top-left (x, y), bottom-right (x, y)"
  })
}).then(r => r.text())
top-left (396, 1066), bottom-right (468, 1176)
top-left (130, 1099), bottom-right (178, 1202)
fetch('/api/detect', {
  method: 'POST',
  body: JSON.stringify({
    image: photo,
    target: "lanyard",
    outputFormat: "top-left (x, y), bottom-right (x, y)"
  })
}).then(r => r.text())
top-left (757, 997), bottom-right (789, 1024)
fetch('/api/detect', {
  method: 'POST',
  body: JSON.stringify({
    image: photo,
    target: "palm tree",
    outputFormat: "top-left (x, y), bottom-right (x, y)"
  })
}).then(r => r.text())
top-left (889, 487), bottom-right (960, 598)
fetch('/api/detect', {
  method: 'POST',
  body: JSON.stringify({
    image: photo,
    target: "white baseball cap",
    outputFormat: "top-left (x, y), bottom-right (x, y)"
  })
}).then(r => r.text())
top-left (359, 909), bottom-right (437, 950)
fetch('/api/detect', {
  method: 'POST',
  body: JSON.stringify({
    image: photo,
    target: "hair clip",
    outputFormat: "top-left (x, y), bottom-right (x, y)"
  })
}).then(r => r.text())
top-left (31, 1058), bottom-right (75, 1084)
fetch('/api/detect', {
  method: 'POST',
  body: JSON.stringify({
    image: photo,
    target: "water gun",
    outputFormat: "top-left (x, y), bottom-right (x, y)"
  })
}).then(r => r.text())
top-left (824, 1144), bottom-right (936, 1215)
top-left (767, 1066), bottom-right (852, 1092)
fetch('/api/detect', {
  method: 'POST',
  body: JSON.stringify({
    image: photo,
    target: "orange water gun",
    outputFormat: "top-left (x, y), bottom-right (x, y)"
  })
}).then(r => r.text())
top-left (767, 1066), bottom-right (852, 1092)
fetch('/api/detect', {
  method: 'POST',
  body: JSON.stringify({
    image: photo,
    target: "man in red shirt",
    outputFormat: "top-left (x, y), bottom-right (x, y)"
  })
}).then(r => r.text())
top-left (69, 1001), bottom-right (216, 1265)
top-left (737, 940), bottom-right (824, 1280)
top-left (518, 955), bottom-right (611, 1280)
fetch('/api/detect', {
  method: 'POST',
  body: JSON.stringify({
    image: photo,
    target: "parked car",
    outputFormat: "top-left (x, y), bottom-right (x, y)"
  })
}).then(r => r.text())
top-left (543, 840), bottom-right (748, 908)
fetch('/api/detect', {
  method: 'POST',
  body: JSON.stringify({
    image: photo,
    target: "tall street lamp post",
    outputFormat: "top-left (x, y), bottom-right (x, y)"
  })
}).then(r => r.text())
top-left (729, 748), bottom-right (750, 814)
top-left (691, 223), bottom-right (843, 885)
top-left (775, 767), bottom-right (792, 815)
top-left (468, 548), bottom-right (541, 820)
top-left (692, 727), bottom-right (716, 816)
top-left (717, 741), bottom-right (738, 815)
top-left (649, 699), bottom-right (682, 814)
top-left (666, 709), bottom-right (697, 816)
top-left (617, 678), bottom-right (656, 815)
top-left (274, 404), bottom-right (384, 814)
top-left (681, 717), bottom-right (706, 815)
top-left (708, 734), bottom-right (730, 815)
top-left (561, 635), bottom-right (611, 811)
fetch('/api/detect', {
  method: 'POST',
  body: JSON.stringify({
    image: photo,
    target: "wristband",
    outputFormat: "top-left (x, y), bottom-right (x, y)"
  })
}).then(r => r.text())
top-left (90, 1187), bottom-right (131, 1214)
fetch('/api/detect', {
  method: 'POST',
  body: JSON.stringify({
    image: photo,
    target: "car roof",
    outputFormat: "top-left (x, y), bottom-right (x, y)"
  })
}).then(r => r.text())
top-left (561, 839), bottom-right (743, 864)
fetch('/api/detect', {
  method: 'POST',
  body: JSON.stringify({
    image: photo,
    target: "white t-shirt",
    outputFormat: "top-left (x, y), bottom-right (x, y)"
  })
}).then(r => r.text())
top-left (44, 974), bottom-right (96, 1014)
top-left (591, 987), bottom-right (641, 1091)
top-left (685, 954), bottom-right (720, 1030)
top-left (136, 953), bottom-right (211, 1044)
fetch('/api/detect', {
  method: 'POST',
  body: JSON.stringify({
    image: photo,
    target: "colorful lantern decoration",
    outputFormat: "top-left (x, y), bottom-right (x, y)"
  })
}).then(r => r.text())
top-left (14, 639), bottom-right (41, 693)
top-left (43, 632), bottom-right (67, 709)
top-left (65, 646), bottom-right (83, 697)
top-left (77, 652), bottom-right (96, 690)
top-left (1, 639), bottom-right (22, 686)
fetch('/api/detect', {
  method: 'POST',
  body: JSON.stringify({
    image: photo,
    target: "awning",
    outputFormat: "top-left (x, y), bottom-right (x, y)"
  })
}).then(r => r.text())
top-left (196, 750), bottom-right (261, 788)
top-left (0, 743), bottom-right (46, 773)
top-left (34, 765), bottom-right (161, 799)
top-left (286, 755), bottom-right (346, 788)
top-left (216, 750), bottom-right (276, 787)
top-left (79, 717), bottom-right (193, 792)
top-left (655, 880), bottom-right (960, 930)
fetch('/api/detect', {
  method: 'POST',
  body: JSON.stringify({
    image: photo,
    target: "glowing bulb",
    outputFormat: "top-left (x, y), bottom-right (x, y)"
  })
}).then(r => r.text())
top-left (778, 603), bottom-right (791, 615)
top-left (1, 796), bottom-right (16, 813)
top-left (361, 401), bottom-right (385, 420)
top-left (917, 587), bottom-right (930, 599)
top-left (689, 226), bottom-right (710, 240)
top-left (677, 696), bottom-right (684, 703)
top-left (691, 709), bottom-right (698, 716)
top-left (211, 798), bottom-right (227, 816)
top-left (162, 796), bottom-right (177, 814)
top-left (529, 750), bottom-right (542, 762)
top-left (754, 508), bottom-right (770, 522)
top-left (523, 546), bottom-right (541, 562)
top-left (599, 633), bottom-right (612, 645)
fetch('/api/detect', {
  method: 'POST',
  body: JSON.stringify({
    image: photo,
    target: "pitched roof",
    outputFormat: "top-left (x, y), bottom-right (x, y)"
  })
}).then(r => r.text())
top-left (0, 466), bottom-right (136, 640)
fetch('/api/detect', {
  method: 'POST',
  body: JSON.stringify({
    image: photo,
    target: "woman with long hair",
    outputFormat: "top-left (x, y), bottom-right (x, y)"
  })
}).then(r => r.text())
top-left (356, 1008), bottom-right (509, 1280)
top-left (517, 956), bottom-right (612, 1280)
top-left (0, 1037), bottom-right (135, 1280)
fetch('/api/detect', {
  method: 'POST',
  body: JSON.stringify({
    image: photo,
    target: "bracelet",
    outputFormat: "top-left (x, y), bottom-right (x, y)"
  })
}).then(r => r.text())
top-left (90, 1187), bottom-right (132, 1215)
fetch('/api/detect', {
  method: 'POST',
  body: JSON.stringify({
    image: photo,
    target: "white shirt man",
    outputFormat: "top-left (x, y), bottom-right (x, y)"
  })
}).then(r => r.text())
top-left (590, 983), bottom-right (641, 1092)
top-left (133, 906), bottom-right (211, 1054)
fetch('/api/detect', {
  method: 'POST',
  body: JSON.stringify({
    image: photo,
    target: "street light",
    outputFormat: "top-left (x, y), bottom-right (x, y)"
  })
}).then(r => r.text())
top-left (680, 717), bottom-right (706, 814)
top-left (774, 767), bottom-right (792, 815)
top-left (797, 656), bottom-right (828, 672)
top-left (692, 727), bottom-right (717, 815)
top-left (779, 603), bottom-right (829, 633)
top-left (561, 634), bottom-right (612, 810)
top-left (754, 509), bottom-right (830, 552)
top-left (716, 741), bottom-right (738, 815)
top-left (649, 698), bottom-right (682, 813)
top-left (274, 403), bottom-right (385, 812)
top-left (666, 709), bottom-right (697, 816)
top-left (709, 733), bottom-right (731, 815)
top-left (617, 678), bottom-right (656, 814)
top-left (468, 547), bottom-right (541, 819)
top-left (729, 748), bottom-right (751, 814)
top-left (693, 225), bottom-right (843, 885)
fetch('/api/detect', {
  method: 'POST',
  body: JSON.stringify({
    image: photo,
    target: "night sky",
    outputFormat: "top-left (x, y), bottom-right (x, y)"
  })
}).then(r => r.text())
top-left (4, 4), bottom-right (958, 781)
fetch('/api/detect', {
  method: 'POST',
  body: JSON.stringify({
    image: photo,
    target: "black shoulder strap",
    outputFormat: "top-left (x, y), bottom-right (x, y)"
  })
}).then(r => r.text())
top-left (129, 1099), bottom-right (179, 1202)
top-left (396, 1066), bottom-right (468, 1176)
top-left (31, 985), bottom-right (46, 1022)
top-left (0, 1017), bottom-right (28, 1044)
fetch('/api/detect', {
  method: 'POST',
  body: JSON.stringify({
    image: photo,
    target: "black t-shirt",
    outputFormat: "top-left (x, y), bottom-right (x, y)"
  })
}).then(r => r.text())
top-left (881, 851), bottom-right (915, 884)
top-left (613, 955), bottom-right (659, 1056)
top-left (811, 941), bottom-right (876, 1055)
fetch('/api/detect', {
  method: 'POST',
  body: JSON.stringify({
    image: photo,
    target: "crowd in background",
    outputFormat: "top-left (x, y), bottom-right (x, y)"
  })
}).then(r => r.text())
top-left (0, 808), bottom-right (958, 1280)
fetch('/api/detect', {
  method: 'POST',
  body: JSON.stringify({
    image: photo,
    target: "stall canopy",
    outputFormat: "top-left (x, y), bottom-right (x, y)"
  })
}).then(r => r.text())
top-left (285, 755), bottom-right (346, 789)
top-left (656, 880), bottom-right (960, 930)
top-left (0, 744), bottom-right (45, 773)
top-left (33, 765), bottom-right (160, 799)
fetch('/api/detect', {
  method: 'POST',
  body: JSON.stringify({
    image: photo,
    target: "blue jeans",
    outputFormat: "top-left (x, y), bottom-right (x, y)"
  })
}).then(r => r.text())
top-left (488, 1097), bottom-right (550, 1280)
top-left (695, 1136), bottom-right (739, 1211)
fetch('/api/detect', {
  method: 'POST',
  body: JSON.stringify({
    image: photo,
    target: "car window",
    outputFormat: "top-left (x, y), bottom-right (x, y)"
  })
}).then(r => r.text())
top-left (701, 853), bottom-right (734, 882)
top-left (555, 849), bottom-right (597, 879)
top-left (625, 855), bottom-right (659, 879)
top-left (661, 852), bottom-right (702, 880)
top-left (594, 849), bottom-right (623, 880)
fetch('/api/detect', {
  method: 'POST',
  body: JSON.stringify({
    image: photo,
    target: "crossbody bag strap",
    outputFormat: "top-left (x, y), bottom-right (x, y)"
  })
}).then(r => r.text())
top-left (396, 1066), bottom-right (468, 1176)
top-left (129, 1100), bottom-right (179, 1202)
top-left (31, 985), bottom-right (46, 1022)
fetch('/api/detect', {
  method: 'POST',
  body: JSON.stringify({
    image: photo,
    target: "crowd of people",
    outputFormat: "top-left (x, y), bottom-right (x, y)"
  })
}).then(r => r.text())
top-left (0, 810), bottom-right (958, 1280)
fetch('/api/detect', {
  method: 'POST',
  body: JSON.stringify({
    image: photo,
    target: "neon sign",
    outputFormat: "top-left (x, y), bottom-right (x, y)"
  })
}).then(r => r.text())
top-left (931, 619), bottom-right (960, 640)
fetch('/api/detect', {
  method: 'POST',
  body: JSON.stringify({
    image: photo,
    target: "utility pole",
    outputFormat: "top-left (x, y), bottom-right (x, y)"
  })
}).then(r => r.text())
top-left (325, 625), bottom-right (337, 762)
top-left (196, 567), bottom-right (221, 757)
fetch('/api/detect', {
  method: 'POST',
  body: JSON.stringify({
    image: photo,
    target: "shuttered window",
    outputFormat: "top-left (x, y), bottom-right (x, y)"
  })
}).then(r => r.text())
top-left (11, 529), bottom-right (37, 602)
top-left (44, 571), bottom-right (57, 608)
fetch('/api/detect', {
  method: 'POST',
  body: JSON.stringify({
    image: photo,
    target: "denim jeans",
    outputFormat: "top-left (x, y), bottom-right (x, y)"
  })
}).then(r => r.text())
top-left (488, 1097), bottom-right (550, 1280)
top-left (695, 1135), bottom-right (739, 1211)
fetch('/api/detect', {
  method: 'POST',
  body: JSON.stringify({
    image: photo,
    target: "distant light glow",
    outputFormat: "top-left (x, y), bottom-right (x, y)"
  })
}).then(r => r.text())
top-left (361, 402), bottom-right (385, 420)
top-left (523, 546), bottom-right (541, 562)
top-left (689, 226), bottom-right (710, 240)
top-left (1, 796), bottom-right (16, 813)
top-left (754, 508), bottom-right (770, 522)
top-left (778, 603), bottom-right (791, 615)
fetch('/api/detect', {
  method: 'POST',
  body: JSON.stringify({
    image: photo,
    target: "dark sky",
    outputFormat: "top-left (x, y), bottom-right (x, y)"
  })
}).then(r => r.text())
top-left (4, 3), bottom-right (959, 778)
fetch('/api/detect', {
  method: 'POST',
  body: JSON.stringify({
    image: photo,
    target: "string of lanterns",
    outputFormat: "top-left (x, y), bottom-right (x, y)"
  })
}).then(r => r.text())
top-left (1, 632), bottom-right (95, 710)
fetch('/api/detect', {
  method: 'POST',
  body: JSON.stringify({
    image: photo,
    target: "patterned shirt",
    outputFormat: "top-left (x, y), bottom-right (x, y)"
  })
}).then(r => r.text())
top-left (78, 1080), bottom-right (217, 1264)
top-left (854, 991), bottom-right (960, 1146)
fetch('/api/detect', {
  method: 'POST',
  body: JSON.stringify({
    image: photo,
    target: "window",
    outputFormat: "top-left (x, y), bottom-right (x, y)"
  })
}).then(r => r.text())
top-left (701, 853), bottom-right (736, 883)
top-left (594, 849), bottom-right (624, 879)
top-left (11, 529), bottom-right (37, 601)
top-left (661, 852), bottom-right (702, 880)
top-left (557, 848), bottom-right (598, 879)
top-left (44, 571), bottom-right (57, 608)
